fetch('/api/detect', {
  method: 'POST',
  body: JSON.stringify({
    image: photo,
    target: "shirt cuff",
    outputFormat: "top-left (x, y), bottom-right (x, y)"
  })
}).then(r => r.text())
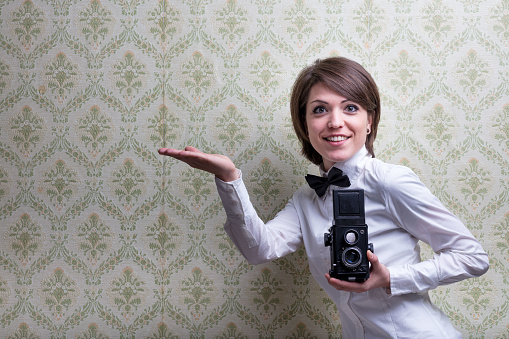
top-left (387, 262), bottom-right (440, 297)
top-left (214, 170), bottom-right (259, 249)
top-left (215, 169), bottom-right (245, 217)
top-left (387, 265), bottom-right (414, 296)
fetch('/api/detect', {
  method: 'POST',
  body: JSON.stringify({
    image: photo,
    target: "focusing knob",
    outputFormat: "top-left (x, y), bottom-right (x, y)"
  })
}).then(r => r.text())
top-left (324, 233), bottom-right (332, 247)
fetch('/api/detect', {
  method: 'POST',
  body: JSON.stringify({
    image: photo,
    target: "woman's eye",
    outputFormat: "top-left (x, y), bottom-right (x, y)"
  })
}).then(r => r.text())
top-left (345, 105), bottom-right (358, 113)
top-left (312, 106), bottom-right (327, 114)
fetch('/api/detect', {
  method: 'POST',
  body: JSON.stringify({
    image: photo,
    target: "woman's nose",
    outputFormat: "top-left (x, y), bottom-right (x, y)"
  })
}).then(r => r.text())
top-left (328, 110), bottom-right (344, 128)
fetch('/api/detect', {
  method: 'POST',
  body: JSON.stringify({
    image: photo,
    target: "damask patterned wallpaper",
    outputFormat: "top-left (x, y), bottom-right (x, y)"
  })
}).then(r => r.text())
top-left (0, 0), bottom-right (507, 337)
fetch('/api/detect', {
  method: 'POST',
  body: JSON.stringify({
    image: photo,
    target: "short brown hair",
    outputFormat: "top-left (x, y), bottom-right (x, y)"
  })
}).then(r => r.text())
top-left (290, 57), bottom-right (381, 165)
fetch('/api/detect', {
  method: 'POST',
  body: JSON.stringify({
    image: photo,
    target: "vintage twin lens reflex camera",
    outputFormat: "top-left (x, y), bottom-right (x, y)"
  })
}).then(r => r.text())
top-left (324, 189), bottom-right (374, 282)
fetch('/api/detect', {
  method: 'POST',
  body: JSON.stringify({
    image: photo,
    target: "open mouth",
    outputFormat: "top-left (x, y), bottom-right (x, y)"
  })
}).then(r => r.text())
top-left (325, 135), bottom-right (349, 142)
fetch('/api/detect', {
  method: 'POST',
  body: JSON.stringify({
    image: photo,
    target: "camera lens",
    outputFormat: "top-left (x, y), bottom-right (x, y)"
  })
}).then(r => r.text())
top-left (344, 230), bottom-right (358, 245)
top-left (342, 247), bottom-right (362, 268)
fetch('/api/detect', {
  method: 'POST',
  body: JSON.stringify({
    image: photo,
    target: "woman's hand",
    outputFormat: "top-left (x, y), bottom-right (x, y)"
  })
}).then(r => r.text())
top-left (325, 250), bottom-right (391, 293)
top-left (158, 146), bottom-right (239, 182)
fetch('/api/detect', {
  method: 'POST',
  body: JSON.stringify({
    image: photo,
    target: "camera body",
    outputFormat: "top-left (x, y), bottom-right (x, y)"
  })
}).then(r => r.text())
top-left (324, 189), bottom-right (373, 282)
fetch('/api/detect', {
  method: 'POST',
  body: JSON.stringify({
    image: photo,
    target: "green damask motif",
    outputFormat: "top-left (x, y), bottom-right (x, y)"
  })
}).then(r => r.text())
top-left (146, 322), bottom-right (178, 339)
top-left (110, 158), bottom-right (146, 211)
top-left (182, 52), bottom-right (214, 101)
top-left (40, 268), bottom-right (78, 320)
top-left (112, 0), bottom-right (143, 16)
top-left (0, 278), bottom-right (9, 306)
top-left (216, 224), bottom-right (242, 268)
top-left (353, 0), bottom-right (384, 45)
top-left (78, 0), bottom-right (114, 49)
top-left (216, 0), bottom-right (248, 48)
top-left (112, 51), bottom-right (146, 103)
top-left (9, 214), bottom-right (42, 267)
top-left (459, 277), bottom-right (493, 317)
top-left (457, 159), bottom-right (491, 208)
top-left (284, 0), bottom-right (316, 42)
top-left (145, 213), bottom-right (180, 259)
top-left (387, 50), bottom-right (421, 99)
top-left (490, 0), bottom-right (509, 42)
top-left (11, 0), bottom-right (45, 50)
top-left (390, 0), bottom-right (417, 13)
top-left (77, 213), bottom-right (112, 266)
top-left (42, 159), bottom-right (79, 211)
top-left (250, 267), bottom-right (283, 319)
top-left (215, 105), bottom-right (249, 155)
top-left (110, 267), bottom-right (146, 321)
top-left (492, 105), bottom-right (509, 150)
top-left (456, 50), bottom-right (490, 100)
top-left (6, 322), bottom-right (40, 339)
top-left (249, 52), bottom-right (284, 100)
top-left (0, 167), bottom-right (8, 200)
top-left (422, 0), bottom-right (454, 46)
top-left (76, 323), bottom-right (110, 339)
top-left (147, 105), bottom-right (181, 148)
top-left (289, 322), bottom-right (318, 339)
top-left (423, 104), bottom-right (455, 154)
top-left (181, 267), bottom-right (215, 320)
top-left (0, 61), bottom-right (10, 94)
top-left (322, 0), bottom-right (346, 14)
top-left (10, 106), bottom-right (44, 157)
top-left (249, 158), bottom-right (283, 212)
top-left (181, 168), bottom-right (212, 209)
top-left (494, 214), bottom-right (509, 256)
top-left (42, 0), bottom-right (80, 16)
top-left (147, 0), bottom-right (180, 44)
top-left (252, 0), bottom-right (280, 15)
top-left (216, 322), bottom-right (248, 339)
top-left (78, 106), bottom-right (113, 157)
top-left (185, 0), bottom-right (212, 15)
top-left (44, 52), bottom-right (81, 104)
top-left (460, 0), bottom-right (481, 13)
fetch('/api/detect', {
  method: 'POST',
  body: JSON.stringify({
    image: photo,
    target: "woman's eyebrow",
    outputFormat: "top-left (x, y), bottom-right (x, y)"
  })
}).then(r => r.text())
top-left (309, 99), bottom-right (350, 104)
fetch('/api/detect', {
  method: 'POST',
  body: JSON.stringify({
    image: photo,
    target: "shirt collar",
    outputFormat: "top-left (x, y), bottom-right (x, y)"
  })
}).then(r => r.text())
top-left (319, 146), bottom-right (370, 184)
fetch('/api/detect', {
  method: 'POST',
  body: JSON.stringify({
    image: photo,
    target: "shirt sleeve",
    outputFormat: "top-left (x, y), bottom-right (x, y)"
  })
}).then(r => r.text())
top-left (215, 170), bottom-right (303, 265)
top-left (384, 166), bottom-right (489, 296)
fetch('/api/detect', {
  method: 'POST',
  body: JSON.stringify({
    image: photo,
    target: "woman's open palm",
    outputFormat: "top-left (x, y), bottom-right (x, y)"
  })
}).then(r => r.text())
top-left (158, 146), bottom-right (239, 182)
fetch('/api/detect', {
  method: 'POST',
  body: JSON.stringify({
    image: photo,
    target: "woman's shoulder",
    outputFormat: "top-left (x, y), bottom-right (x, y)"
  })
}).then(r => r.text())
top-left (366, 157), bottom-right (422, 192)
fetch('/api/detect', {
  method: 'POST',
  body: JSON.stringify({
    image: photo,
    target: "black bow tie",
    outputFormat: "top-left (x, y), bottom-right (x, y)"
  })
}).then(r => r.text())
top-left (305, 167), bottom-right (350, 197)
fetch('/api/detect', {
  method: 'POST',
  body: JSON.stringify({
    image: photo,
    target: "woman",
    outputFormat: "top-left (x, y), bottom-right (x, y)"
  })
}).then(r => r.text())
top-left (159, 57), bottom-right (489, 338)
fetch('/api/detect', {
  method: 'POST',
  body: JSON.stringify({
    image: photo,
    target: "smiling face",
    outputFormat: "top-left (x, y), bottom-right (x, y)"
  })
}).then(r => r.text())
top-left (305, 83), bottom-right (372, 171)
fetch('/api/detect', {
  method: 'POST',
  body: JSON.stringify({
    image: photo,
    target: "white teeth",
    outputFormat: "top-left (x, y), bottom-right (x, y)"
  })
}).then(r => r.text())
top-left (326, 136), bottom-right (348, 142)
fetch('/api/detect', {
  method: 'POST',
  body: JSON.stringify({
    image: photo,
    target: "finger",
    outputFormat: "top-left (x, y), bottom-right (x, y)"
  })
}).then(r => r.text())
top-left (158, 148), bottom-right (201, 166)
top-left (159, 147), bottom-right (201, 159)
top-left (326, 274), bottom-right (366, 293)
top-left (325, 273), bottom-right (342, 289)
top-left (184, 146), bottom-right (202, 153)
top-left (158, 148), bottom-right (179, 156)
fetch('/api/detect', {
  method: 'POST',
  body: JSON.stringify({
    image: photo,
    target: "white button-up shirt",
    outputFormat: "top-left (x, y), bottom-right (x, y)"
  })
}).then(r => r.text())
top-left (215, 146), bottom-right (489, 338)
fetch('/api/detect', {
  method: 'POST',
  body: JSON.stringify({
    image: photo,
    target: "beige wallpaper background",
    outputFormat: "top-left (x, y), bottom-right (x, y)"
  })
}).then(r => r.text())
top-left (0, 0), bottom-right (508, 337)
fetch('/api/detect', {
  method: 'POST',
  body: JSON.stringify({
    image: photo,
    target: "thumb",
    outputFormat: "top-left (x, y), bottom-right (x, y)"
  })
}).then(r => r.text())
top-left (367, 250), bottom-right (378, 267)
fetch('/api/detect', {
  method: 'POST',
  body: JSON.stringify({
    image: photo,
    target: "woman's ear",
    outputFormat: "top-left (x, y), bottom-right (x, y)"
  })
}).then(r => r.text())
top-left (367, 114), bottom-right (373, 134)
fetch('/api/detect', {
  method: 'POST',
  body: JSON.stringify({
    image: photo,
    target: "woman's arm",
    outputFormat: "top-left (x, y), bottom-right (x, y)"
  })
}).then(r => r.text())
top-left (215, 172), bottom-right (303, 264)
top-left (385, 166), bottom-right (489, 296)
top-left (159, 147), bottom-right (303, 264)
